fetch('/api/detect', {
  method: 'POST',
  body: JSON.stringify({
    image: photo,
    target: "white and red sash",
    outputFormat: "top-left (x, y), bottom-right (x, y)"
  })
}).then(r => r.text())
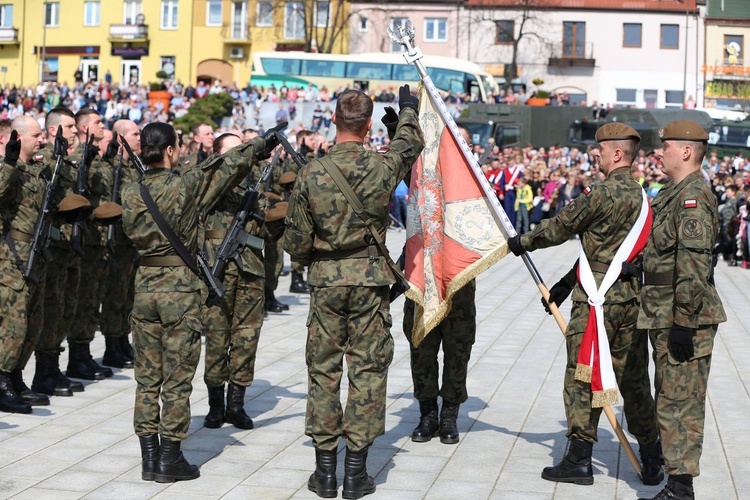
top-left (575, 188), bottom-right (652, 407)
top-left (503, 166), bottom-right (522, 191)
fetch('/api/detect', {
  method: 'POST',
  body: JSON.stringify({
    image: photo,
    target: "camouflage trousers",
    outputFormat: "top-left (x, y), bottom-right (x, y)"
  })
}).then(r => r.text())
top-left (203, 263), bottom-right (264, 388)
top-left (132, 289), bottom-right (203, 440)
top-left (100, 245), bottom-right (138, 338)
top-left (69, 245), bottom-right (109, 344)
top-left (19, 262), bottom-right (45, 369)
top-left (291, 259), bottom-right (304, 274)
top-left (306, 285), bottom-right (394, 452)
top-left (650, 325), bottom-right (717, 477)
top-left (0, 256), bottom-right (32, 372)
top-left (38, 246), bottom-right (81, 353)
top-left (402, 280), bottom-right (477, 404)
top-left (264, 238), bottom-right (283, 294)
top-left (564, 300), bottom-right (658, 446)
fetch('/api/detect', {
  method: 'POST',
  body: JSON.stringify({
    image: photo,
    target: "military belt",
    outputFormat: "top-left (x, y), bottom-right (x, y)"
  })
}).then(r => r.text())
top-left (588, 261), bottom-right (610, 274)
top-left (313, 246), bottom-right (373, 261)
top-left (642, 272), bottom-right (674, 286)
top-left (8, 229), bottom-right (32, 243)
top-left (205, 229), bottom-right (227, 240)
top-left (140, 255), bottom-right (188, 267)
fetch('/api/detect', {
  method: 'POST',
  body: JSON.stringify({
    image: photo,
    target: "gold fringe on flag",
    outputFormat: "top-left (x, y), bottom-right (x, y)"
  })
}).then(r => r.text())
top-left (575, 363), bottom-right (592, 383)
top-left (592, 388), bottom-right (618, 408)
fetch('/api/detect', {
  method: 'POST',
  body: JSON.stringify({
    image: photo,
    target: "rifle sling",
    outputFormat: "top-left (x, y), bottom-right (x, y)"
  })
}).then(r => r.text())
top-left (139, 183), bottom-right (201, 278)
top-left (318, 157), bottom-right (408, 287)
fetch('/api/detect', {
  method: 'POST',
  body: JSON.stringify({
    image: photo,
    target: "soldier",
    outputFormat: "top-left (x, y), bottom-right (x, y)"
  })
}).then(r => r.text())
top-left (0, 117), bottom-right (48, 413)
top-left (507, 123), bottom-right (662, 486)
top-left (65, 108), bottom-right (114, 381)
top-left (0, 118), bottom-right (12, 159)
top-left (121, 123), bottom-right (276, 483)
top-left (637, 120), bottom-right (726, 500)
top-left (284, 87), bottom-right (423, 499)
top-left (100, 119), bottom-right (141, 368)
top-left (263, 163), bottom-right (294, 314)
top-left (403, 125), bottom-right (477, 446)
top-left (181, 122), bottom-right (214, 169)
top-left (201, 132), bottom-right (283, 430)
top-left (32, 107), bottom-right (90, 398)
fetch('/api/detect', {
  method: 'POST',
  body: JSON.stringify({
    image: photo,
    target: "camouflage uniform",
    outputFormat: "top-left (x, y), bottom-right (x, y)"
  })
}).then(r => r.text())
top-left (519, 168), bottom-right (658, 447)
top-left (283, 108), bottom-right (424, 452)
top-left (637, 170), bottom-right (726, 477)
top-left (121, 138), bottom-right (264, 440)
top-left (100, 158), bottom-right (140, 342)
top-left (403, 280), bottom-right (476, 405)
top-left (263, 159), bottom-right (286, 297)
top-left (0, 158), bottom-right (46, 372)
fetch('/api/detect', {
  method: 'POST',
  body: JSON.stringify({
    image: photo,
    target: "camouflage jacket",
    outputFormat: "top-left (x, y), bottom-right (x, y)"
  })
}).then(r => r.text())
top-left (520, 168), bottom-right (645, 304)
top-left (106, 155), bottom-right (141, 248)
top-left (637, 170), bottom-right (727, 329)
top-left (38, 143), bottom-right (81, 248)
top-left (283, 108), bottom-right (424, 287)
top-left (121, 137), bottom-right (265, 293)
top-left (0, 157), bottom-right (47, 270)
top-left (68, 146), bottom-right (113, 247)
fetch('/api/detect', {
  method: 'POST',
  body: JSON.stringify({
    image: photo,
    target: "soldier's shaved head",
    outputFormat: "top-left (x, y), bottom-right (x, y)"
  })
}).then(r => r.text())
top-left (333, 90), bottom-right (373, 136)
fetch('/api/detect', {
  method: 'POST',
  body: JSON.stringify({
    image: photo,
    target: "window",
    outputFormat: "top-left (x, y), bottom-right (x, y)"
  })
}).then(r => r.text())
top-left (623, 23), bottom-right (641, 48)
top-left (392, 64), bottom-right (419, 81)
top-left (660, 24), bottom-right (679, 49)
top-left (495, 20), bottom-right (514, 44)
top-left (616, 88), bottom-right (637, 106)
top-left (45, 2), bottom-right (60, 27)
top-left (42, 56), bottom-right (59, 82)
top-left (260, 57), bottom-right (300, 74)
top-left (84, 1), bottom-right (100, 26)
top-left (725, 34), bottom-right (743, 64)
top-left (358, 16), bottom-right (368, 33)
top-left (665, 90), bottom-right (684, 108)
top-left (563, 21), bottom-right (585, 57)
top-left (424, 18), bottom-right (447, 42)
top-left (123, 0), bottom-right (142, 24)
top-left (284, 2), bottom-right (305, 40)
top-left (346, 62), bottom-right (391, 79)
top-left (161, 0), bottom-right (179, 30)
top-left (315, 1), bottom-right (330, 28)
top-left (161, 56), bottom-right (176, 79)
top-left (0, 4), bottom-right (13, 28)
top-left (206, 0), bottom-right (222, 26)
top-left (301, 59), bottom-right (345, 77)
top-left (231, 1), bottom-right (248, 39)
top-left (257, 1), bottom-right (273, 27)
top-left (390, 17), bottom-right (408, 52)
top-left (428, 67), bottom-right (465, 95)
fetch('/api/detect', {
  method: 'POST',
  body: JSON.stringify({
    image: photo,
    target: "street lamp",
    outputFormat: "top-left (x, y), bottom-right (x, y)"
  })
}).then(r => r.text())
top-left (39, 2), bottom-right (48, 82)
top-left (682, 0), bottom-right (689, 107)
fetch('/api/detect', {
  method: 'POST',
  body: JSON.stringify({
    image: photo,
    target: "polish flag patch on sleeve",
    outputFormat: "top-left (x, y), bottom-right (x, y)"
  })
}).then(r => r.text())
top-left (583, 186), bottom-right (592, 195)
top-left (684, 199), bottom-right (697, 209)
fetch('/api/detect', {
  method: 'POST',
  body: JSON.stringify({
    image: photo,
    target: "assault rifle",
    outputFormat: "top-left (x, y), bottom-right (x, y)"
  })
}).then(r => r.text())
top-left (24, 126), bottom-right (65, 284)
top-left (275, 130), bottom-right (308, 171)
top-left (71, 131), bottom-right (93, 256)
top-left (106, 143), bottom-right (123, 254)
top-left (120, 139), bottom-right (147, 178)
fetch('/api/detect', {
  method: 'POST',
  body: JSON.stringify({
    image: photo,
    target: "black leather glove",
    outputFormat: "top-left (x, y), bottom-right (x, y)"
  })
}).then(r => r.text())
top-left (256, 121), bottom-right (286, 160)
top-left (84, 135), bottom-right (99, 168)
top-left (398, 84), bottom-right (419, 114)
top-left (668, 325), bottom-right (696, 363)
top-left (507, 235), bottom-right (524, 256)
top-left (4, 129), bottom-right (20, 167)
top-left (299, 139), bottom-right (311, 157)
top-left (102, 132), bottom-right (119, 161)
top-left (54, 125), bottom-right (68, 159)
top-left (542, 263), bottom-right (577, 315)
top-left (317, 144), bottom-right (326, 158)
top-left (381, 106), bottom-right (399, 140)
top-left (621, 261), bottom-right (641, 279)
top-left (197, 144), bottom-right (208, 164)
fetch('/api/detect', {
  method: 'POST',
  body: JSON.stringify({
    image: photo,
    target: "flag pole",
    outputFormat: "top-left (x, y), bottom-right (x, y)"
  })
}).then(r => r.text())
top-left (388, 21), bottom-right (642, 477)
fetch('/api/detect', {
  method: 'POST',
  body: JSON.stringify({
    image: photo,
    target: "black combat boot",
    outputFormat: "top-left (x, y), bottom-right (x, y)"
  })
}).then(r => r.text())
top-left (139, 434), bottom-right (159, 481)
top-left (0, 372), bottom-right (32, 414)
top-left (639, 440), bottom-right (665, 486)
top-left (439, 401), bottom-right (460, 444)
top-left (66, 343), bottom-right (106, 381)
top-left (102, 336), bottom-right (134, 369)
top-left (541, 438), bottom-right (594, 485)
top-left (290, 271), bottom-right (311, 294)
top-left (411, 398), bottom-right (439, 442)
top-left (204, 385), bottom-right (225, 428)
top-left (342, 447), bottom-right (375, 500)
top-left (264, 290), bottom-right (284, 313)
top-left (308, 448), bottom-right (338, 498)
top-left (119, 336), bottom-right (135, 361)
top-left (638, 475), bottom-right (695, 500)
top-left (225, 382), bottom-right (254, 429)
top-left (86, 342), bottom-right (113, 378)
top-left (10, 367), bottom-right (50, 406)
top-left (274, 295), bottom-right (289, 311)
top-left (31, 351), bottom-right (73, 397)
top-left (154, 438), bottom-right (200, 483)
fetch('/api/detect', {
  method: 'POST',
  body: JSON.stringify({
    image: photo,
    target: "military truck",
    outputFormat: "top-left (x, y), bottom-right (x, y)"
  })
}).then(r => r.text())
top-left (708, 120), bottom-right (750, 157)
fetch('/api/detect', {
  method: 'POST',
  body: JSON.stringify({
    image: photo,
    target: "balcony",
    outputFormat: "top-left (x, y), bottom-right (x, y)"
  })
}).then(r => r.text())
top-left (0, 27), bottom-right (19, 45)
top-left (548, 42), bottom-right (595, 68)
top-left (109, 24), bottom-right (149, 42)
top-left (221, 23), bottom-right (250, 43)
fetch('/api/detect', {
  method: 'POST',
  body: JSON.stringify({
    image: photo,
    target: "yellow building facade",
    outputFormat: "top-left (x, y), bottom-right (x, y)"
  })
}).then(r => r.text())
top-left (0, 0), bottom-right (349, 87)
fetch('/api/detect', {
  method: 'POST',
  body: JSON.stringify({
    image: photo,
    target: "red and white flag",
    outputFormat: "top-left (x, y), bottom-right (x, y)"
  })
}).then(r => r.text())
top-left (404, 87), bottom-right (509, 345)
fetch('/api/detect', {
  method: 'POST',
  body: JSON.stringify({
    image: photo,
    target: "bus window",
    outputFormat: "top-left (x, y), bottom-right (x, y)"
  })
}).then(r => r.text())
top-left (301, 60), bottom-right (346, 78)
top-left (498, 125), bottom-right (520, 147)
top-left (260, 58), bottom-right (301, 75)
top-left (466, 74), bottom-right (480, 102)
top-left (427, 67), bottom-right (465, 96)
top-left (346, 62), bottom-right (392, 80)
top-left (392, 64), bottom-right (420, 83)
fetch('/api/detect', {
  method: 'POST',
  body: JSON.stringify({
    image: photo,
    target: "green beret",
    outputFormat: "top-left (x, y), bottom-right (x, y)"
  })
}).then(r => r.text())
top-left (595, 123), bottom-right (640, 143)
top-left (658, 119), bottom-right (709, 142)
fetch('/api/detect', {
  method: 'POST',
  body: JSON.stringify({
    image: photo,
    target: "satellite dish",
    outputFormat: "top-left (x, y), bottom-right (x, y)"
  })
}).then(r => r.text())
top-left (136, 14), bottom-right (146, 25)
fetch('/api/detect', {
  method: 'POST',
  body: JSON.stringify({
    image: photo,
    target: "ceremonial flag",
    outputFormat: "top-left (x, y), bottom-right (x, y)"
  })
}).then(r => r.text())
top-left (404, 87), bottom-right (509, 346)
